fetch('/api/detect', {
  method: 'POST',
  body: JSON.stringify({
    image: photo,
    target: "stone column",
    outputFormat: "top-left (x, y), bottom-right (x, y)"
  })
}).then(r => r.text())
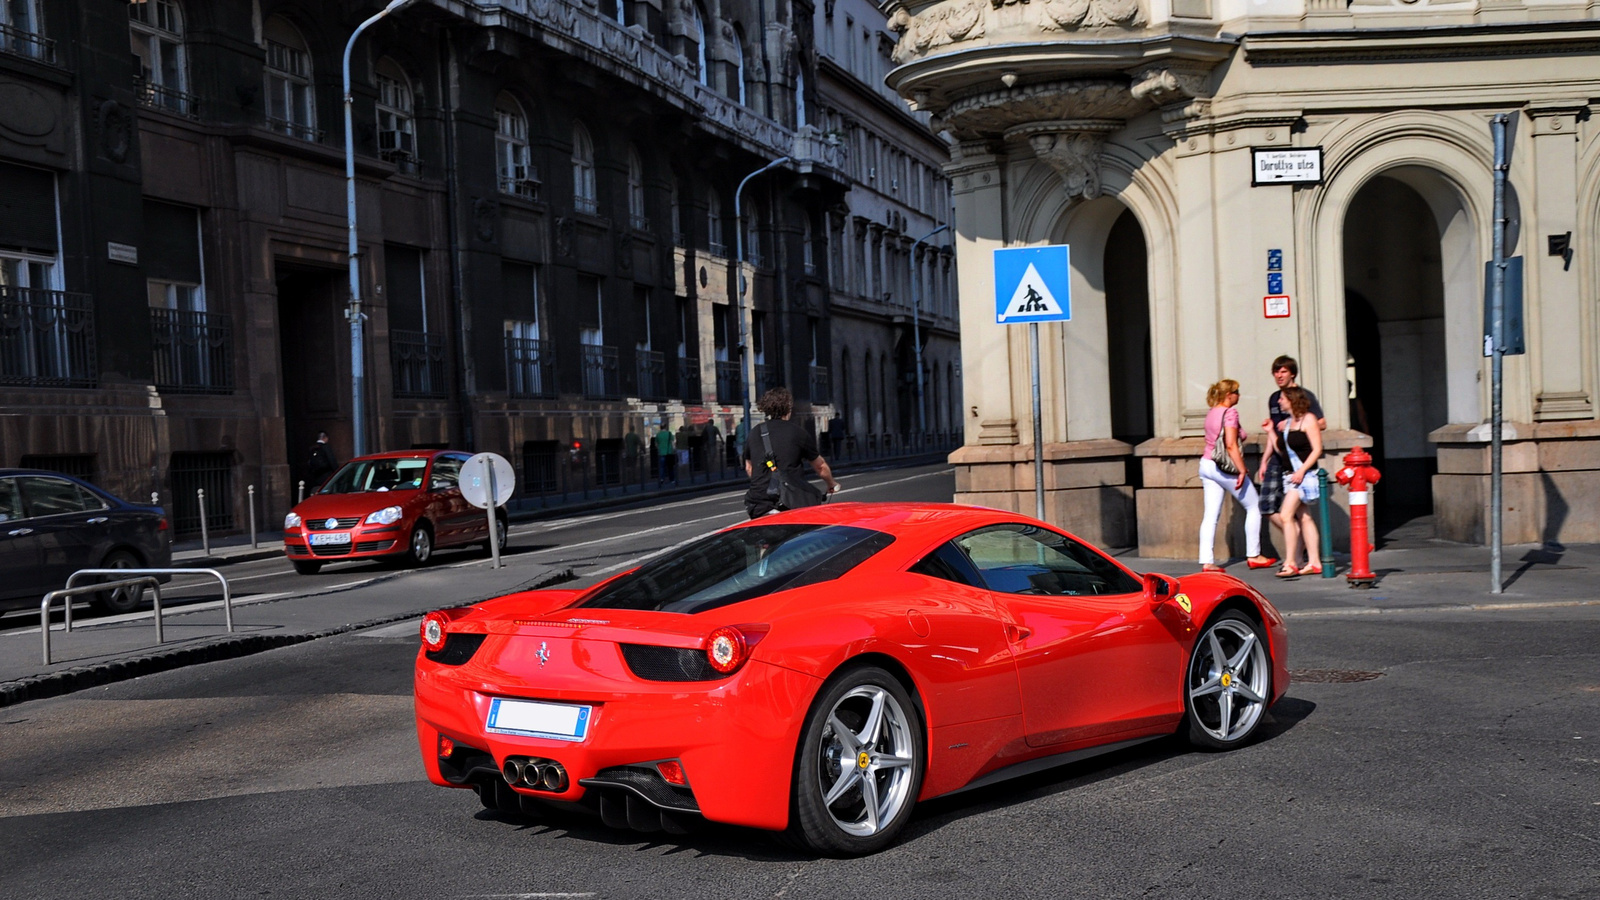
top-left (1527, 102), bottom-right (1592, 421)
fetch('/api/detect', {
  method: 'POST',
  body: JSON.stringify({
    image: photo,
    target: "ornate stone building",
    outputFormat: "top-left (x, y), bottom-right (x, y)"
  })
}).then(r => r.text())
top-left (813, 0), bottom-right (960, 452)
top-left (883, 0), bottom-right (1600, 554)
top-left (0, 0), bottom-right (848, 535)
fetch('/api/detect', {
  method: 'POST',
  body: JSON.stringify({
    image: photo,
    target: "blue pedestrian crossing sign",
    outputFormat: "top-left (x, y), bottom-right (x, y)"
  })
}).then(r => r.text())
top-left (994, 245), bottom-right (1071, 325)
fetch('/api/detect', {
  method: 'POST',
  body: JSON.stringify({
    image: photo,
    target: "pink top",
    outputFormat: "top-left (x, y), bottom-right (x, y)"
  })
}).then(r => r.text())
top-left (1204, 405), bottom-right (1245, 458)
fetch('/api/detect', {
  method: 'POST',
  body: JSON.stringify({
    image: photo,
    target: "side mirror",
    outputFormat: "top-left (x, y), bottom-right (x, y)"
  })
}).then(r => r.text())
top-left (1143, 572), bottom-right (1172, 603)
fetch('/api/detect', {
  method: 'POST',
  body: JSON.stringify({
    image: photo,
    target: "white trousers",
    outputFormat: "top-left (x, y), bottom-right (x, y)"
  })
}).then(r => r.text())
top-left (1199, 458), bottom-right (1262, 564)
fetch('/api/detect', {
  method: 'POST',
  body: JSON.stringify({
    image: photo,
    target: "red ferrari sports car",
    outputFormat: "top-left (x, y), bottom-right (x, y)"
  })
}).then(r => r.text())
top-left (414, 502), bottom-right (1288, 855)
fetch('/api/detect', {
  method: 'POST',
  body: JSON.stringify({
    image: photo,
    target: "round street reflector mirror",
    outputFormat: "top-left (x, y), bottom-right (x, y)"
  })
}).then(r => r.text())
top-left (460, 452), bottom-right (516, 510)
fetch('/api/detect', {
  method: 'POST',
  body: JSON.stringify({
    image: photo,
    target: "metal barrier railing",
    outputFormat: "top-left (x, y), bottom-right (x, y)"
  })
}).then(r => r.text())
top-left (41, 567), bottom-right (234, 665)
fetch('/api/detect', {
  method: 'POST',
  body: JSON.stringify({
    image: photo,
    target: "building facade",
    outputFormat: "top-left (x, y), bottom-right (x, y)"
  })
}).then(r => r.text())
top-left (883, 0), bottom-right (1600, 554)
top-left (813, 0), bottom-right (959, 453)
top-left (0, 0), bottom-right (856, 536)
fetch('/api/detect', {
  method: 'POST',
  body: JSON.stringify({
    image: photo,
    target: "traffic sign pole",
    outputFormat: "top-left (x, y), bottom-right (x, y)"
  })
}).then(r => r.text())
top-left (1030, 321), bottom-right (1044, 520)
top-left (486, 463), bottom-right (501, 569)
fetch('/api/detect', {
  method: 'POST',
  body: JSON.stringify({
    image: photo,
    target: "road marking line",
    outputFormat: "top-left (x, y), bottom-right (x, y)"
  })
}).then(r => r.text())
top-left (1285, 598), bottom-right (1600, 618)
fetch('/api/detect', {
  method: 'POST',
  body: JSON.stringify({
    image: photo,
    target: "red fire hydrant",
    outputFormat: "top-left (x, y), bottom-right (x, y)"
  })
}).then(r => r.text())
top-left (1334, 447), bottom-right (1383, 588)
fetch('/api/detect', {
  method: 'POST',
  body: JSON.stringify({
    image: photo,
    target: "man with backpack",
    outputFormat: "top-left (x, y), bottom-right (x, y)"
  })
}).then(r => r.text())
top-left (742, 387), bottom-right (840, 518)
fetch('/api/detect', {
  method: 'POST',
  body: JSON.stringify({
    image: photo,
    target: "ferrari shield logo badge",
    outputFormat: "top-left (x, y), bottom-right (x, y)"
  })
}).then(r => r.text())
top-left (857, 751), bottom-right (871, 770)
top-left (1220, 672), bottom-right (1233, 688)
top-left (536, 641), bottom-right (550, 667)
top-left (1174, 593), bottom-right (1192, 614)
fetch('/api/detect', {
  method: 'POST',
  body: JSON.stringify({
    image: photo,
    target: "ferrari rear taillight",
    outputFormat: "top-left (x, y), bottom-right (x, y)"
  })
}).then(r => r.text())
top-left (706, 626), bottom-right (748, 674)
top-left (421, 612), bottom-right (450, 653)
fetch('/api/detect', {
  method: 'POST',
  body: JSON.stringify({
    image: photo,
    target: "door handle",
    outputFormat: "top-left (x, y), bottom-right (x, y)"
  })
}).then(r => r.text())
top-left (7, 528), bottom-right (32, 536)
top-left (86, 517), bottom-right (109, 524)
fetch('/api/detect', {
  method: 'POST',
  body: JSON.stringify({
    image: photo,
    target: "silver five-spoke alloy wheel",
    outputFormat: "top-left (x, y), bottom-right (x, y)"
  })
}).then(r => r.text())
top-left (1186, 613), bottom-right (1270, 747)
top-left (408, 524), bottom-right (433, 566)
top-left (816, 684), bottom-right (917, 837)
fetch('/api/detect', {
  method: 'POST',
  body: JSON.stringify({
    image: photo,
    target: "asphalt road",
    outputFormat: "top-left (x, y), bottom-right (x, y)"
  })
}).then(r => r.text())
top-left (1, 466), bottom-right (1596, 898)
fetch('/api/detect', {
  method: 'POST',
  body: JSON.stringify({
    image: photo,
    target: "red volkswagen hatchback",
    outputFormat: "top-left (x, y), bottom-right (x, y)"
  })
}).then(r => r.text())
top-left (283, 450), bottom-right (507, 574)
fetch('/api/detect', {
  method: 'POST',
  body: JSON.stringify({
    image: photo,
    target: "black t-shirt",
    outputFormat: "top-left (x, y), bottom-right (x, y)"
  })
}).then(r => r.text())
top-left (1267, 387), bottom-right (1324, 432)
top-left (742, 419), bottom-right (819, 502)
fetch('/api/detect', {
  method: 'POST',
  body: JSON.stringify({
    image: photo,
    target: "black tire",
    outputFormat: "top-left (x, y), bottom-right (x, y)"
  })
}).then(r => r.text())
top-left (1183, 610), bottom-right (1273, 751)
top-left (91, 549), bottom-right (144, 614)
top-left (292, 559), bottom-right (322, 575)
top-left (405, 522), bottom-right (434, 567)
top-left (790, 666), bottom-right (924, 856)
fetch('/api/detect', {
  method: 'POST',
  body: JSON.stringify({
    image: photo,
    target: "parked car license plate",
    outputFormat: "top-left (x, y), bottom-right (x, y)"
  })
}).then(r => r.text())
top-left (485, 698), bottom-right (592, 742)
top-left (309, 532), bottom-right (352, 546)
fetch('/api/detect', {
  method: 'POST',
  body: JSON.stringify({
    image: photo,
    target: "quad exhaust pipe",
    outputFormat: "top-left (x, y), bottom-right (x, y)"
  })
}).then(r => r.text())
top-left (501, 756), bottom-right (568, 793)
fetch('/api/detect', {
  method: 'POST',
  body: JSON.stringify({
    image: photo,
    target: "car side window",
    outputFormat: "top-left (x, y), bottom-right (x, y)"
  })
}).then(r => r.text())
top-left (17, 477), bottom-right (94, 518)
top-left (909, 542), bottom-right (983, 587)
top-left (954, 523), bottom-right (1142, 596)
top-left (430, 455), bottom-right (464, 491)
top-left (0, 478), bottom-right (22, 523)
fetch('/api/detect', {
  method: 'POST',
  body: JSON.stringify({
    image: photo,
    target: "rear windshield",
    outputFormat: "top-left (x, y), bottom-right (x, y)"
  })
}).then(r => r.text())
top-left (578, 524), bottom-right (895, 614)
top-left (319, 458), bottom-right (429, 494)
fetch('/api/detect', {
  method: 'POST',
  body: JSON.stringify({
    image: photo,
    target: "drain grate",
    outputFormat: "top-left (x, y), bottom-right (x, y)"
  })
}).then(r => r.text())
top-left (1291, 668), bottom-right (1384, 683)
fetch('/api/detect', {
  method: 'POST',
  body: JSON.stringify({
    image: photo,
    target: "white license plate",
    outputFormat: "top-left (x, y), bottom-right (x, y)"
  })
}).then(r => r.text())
top-left (309, 532), bottom-right (352, 546)
top-left (485, 698), bottom-right (592, 742)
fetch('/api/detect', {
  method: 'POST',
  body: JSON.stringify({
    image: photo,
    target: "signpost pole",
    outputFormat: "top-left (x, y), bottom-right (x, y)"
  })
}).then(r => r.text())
top-left (487, 463), bottom-right (502, 570)
top-left (1030, 321), bottom-right (1044, 520)
top-left (1489, 114), bottom-right (1509, 595)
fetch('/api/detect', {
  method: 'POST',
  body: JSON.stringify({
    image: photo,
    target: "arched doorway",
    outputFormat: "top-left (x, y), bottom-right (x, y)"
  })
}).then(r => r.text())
top-left (1104, 208), bottom-right (1152, 484)
top-left (1341, 175), bottom-right (1451, 528)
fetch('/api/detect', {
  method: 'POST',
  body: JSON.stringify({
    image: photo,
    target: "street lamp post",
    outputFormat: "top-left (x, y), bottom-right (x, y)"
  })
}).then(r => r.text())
top-left (342, 0), bottom-right (414, 457)
top-left (909, 224), bottom-right (949, 444)
top-left (734, 156), bottom-right (789, 433)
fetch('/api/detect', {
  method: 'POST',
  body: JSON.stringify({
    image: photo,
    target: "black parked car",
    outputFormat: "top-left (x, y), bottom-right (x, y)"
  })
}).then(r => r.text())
top-left (0, 469), bottom-right (173, 614)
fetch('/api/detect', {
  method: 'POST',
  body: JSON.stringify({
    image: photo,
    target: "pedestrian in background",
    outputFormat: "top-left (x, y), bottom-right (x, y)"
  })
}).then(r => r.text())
top-left (655, 424), bottom-right (676, 486)
top-left (307, 431), bottom-right (337, 489)
top-left (742, 387), bottom-right (839, 518)
top-left (624, 425), bottom-right (643, 481)
top-left (1265, 386), bottom-right (1325, 577)
top-left (1198, 380), bottom-right (1275, 573)
top-left (1257, 355), bottom-right (1325, 547)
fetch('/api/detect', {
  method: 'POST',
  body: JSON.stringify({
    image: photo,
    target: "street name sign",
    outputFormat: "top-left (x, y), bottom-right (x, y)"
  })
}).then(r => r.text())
top-left (1252, 147), bottom-right (1323, 185)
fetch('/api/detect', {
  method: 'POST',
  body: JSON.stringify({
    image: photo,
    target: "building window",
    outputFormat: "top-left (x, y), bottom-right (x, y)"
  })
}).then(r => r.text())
top-left (670, 176), bottom-right (683, 245)
top-left (375, 58), bottom-right (416, 169)
top-left (707, 189), bottom-right (725, 256)
top-left (744, 200), bottom-right (763, 268)
top-left (0, 0), bottom-right (52, 62)
top-left (627, 145), bottom-right (647, 230)
top-left (803, 217), bottom-right (816, 276)
top-left (495, 93), bottom-right (537, 199)
top-left (572, 121), bottom-right (597, 215)
top-left (794, 66), bottom-right (807, 129)
top-left (130, 0), bottom-right (192, 114)
top-left (730, 25), bottom-right (746, 105)
top-left (693, 4), bottom-right (709, 86)
top-left (263, 17), bottom-right (316, 140)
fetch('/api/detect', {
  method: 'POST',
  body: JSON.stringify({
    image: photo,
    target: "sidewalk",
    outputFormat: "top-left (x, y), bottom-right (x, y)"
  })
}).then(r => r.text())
top-left (7, 519), bottom-right (1596, 709)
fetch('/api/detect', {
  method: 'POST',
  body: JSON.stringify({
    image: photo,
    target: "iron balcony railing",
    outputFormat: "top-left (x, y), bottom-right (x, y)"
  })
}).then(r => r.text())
top-left (676, 356), bottom-right (701, 403)
top-left (150, 308), bottom-right (233, 393)
top-left (498, 165), bottom-right (541, 200)
top-left (0, 287), bottom-right (95, 387)
top-left (505, 336), bottom-right (555, 398)
top-left (630, 213), bottom-right (650, 232)
top-left (575, 196), bottom-right (599, 216)
top-left (809, 365), bottom-right (830, 404)
top-left (0, 21), bottom-right (54, 63)
top-left (708, 241), bottom-right (728, 258)
top-left (581, 344), bottom-right (619, 399)
top-left (265, 115), bottom-right (321, 142)
top-left (636, 349), bottom-right (665, 401)
top-left (715, 360), bottom-right (741, 405)
top-left (391, 329), bottom-right (446, 398)
top-left (134, 75), bottom-right (198, 117)
top-left (754, 363), bottom-right (779, 396)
